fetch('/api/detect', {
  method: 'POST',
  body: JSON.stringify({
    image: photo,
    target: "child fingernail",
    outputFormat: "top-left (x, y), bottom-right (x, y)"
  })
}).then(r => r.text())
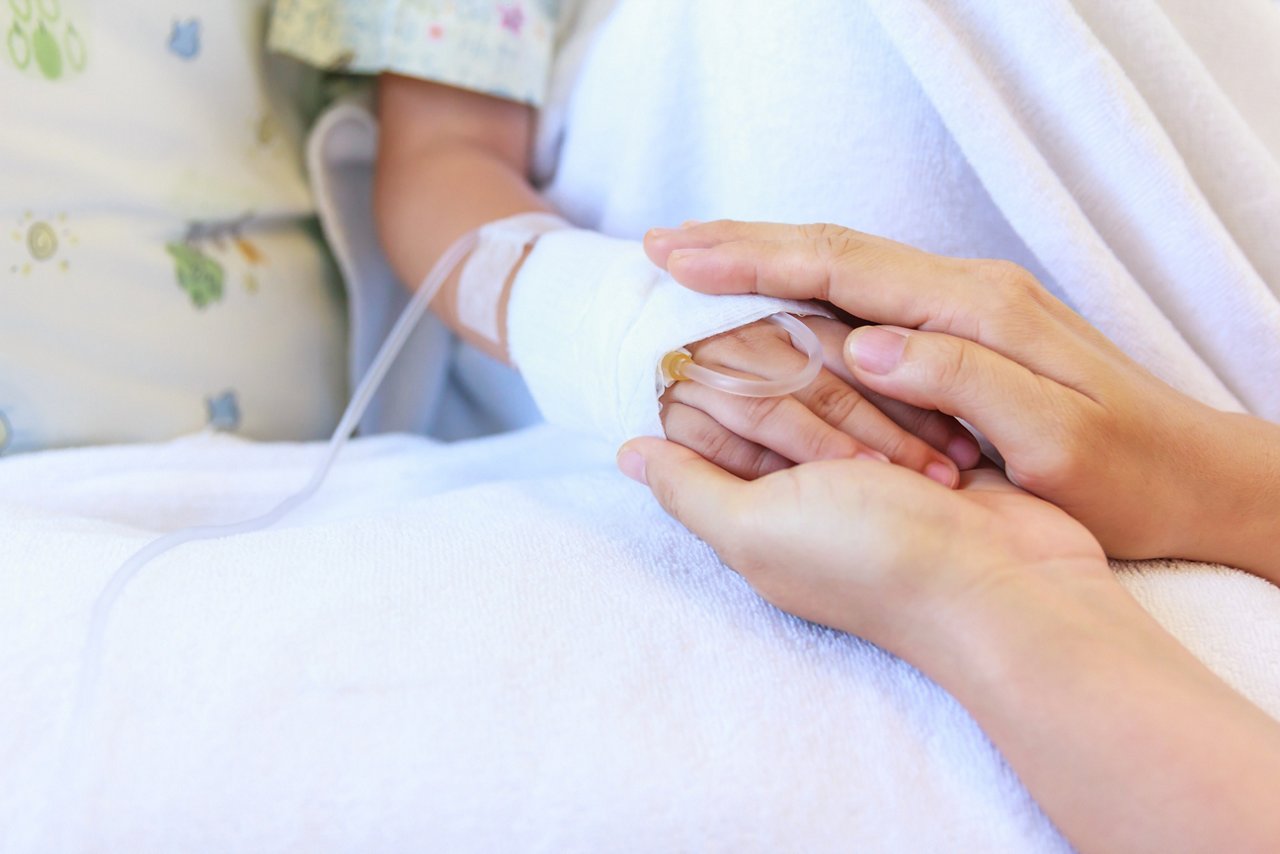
top-left (847, 327), bottom-right (908, 375)
top-left (681, 219), bottom-right (704, 228)
top-left (856, 450), bottom-right (890, 463)
top-left (617, 450), bottom-right (648, 485)
top-left (647, 227), bottom-right (674, 239)
top-left (947, 434), bottom-right (982, 468)
top-left (926, 461), bottom-right (957, 487)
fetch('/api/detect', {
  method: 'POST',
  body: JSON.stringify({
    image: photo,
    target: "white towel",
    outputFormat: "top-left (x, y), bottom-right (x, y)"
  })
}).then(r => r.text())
top-left (548, 0), bottom-right (1280, 418)
top-left (2, 431), bottom-right (1278, 852)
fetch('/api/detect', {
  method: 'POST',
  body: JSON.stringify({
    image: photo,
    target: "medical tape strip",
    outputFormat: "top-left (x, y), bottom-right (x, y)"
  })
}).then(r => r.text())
top-left (456, 212), bottom-right (572, 344)
top-left (507, 228), bottom-right (833, 444)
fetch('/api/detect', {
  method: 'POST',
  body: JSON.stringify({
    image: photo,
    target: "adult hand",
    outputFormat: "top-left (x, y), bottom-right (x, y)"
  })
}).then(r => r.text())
top-left (615, 436), bottom-right (1280, 854)
top-left (644, 221), bottom-right (1280, 576)
top-left (616, 438), bottom-right (1106, 655)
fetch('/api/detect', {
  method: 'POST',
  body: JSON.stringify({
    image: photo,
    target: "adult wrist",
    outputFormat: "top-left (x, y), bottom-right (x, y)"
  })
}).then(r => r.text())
top-left (1169, 405), bottom-right (1280, 581)
top-left (896, 558), bottom-right (1120, 701)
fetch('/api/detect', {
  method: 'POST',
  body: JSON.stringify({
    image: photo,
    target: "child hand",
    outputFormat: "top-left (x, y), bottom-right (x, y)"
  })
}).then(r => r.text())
top-left (660, 316), bottom-right (981, 486)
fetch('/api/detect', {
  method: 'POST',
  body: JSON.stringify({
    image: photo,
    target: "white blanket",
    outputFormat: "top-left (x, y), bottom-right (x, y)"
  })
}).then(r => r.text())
top-left (5, 0), bottom-right (1280, 850)
top-left (2, 428), bottom-right (1279, 852)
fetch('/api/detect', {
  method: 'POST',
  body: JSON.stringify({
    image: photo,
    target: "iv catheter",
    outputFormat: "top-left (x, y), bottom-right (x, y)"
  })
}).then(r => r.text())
top-left (660, 313), bottom-right (823, 397)
top-left (58, 228), bottom-right (827, 792)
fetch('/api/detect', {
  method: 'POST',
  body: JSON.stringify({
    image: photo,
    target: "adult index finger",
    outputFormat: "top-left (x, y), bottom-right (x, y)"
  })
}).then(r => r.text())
top-left (644, 220), bottom-right (905, 269)
top-left (659, 231), bottom-right (963, 333)
top-left (658, 230), bottom-right (1098, 381)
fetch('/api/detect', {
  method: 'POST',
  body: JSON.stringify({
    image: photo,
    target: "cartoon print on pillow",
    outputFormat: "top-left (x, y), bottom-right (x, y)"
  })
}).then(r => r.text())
top-left (205, 390), bottom-right (240, 432)
top-left (167, 215), bottom-right (269, 308)
top-left (5, 0), bottom-right (87, 80)
top-left (168, 17), bottom-right (200, 60)
top-left (166, 241), bottom-right (225, 308)
top-left (8, 211), bottom-right (77, 277)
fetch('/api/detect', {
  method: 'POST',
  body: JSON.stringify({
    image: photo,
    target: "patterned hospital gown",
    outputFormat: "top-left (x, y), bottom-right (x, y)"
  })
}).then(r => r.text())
top-left (269, 0), bottom-right (563, 105)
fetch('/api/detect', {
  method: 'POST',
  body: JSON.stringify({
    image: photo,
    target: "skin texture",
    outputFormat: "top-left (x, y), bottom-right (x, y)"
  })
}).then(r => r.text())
top-left (660, 315), bottom-right (980, 485)
top-left (644, 220), bottom-right (1280, 582)
top-left (617, 438), bottom-right (1280, 854)
top-left (374, 77), bottom-right (973, 484)
top-left (376, 74), bottom-right (550, 362)
top-left (619, 218), bottom-right (1280, 853)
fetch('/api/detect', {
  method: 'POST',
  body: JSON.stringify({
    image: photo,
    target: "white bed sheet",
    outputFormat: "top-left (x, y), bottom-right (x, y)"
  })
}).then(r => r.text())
top-left (2, 427), bottom-right (1278, 852)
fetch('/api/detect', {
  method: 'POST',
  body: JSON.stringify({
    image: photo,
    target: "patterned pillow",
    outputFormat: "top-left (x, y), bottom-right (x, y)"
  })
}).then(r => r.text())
top-left (0, 0), bottom-right (346, 454)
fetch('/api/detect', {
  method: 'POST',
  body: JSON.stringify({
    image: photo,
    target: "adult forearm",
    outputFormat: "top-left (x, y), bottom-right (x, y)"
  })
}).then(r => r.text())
top-left (918, 567), bottom-right (1280, 854)
top-left (1175, 408), bottom-right (1280, 584)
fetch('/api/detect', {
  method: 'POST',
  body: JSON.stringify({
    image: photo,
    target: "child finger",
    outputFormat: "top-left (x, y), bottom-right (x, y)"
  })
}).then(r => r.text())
top-left (659, 401), bottom-right (792, 481)
top-left (861, 393), bottom-right (982, 469)
top-left (663, 377), bottom-right (890, 470)
top-left (789, 370), bottom-right (959, 487)
top-left (806, 316), bottom-right (980, 467)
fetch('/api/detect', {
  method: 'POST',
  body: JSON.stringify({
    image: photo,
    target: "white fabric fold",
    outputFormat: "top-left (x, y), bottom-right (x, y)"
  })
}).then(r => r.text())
top-left (548, 0), bottom-right (1280, 421)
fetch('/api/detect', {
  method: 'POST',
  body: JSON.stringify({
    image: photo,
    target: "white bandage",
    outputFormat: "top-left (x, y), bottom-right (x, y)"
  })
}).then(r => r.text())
top-left (456, 212), bottom-right (572, 343)
top-left (507, 228), bottom-right (833, 444)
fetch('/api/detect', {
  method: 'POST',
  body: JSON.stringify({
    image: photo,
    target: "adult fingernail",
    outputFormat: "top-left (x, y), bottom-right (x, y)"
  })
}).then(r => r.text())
top-left (855, 450), bottom-right (890, 464)
top-left (926, 461), bottom-right (958, 488)
top-left (847, 327), bottom-right (908, 375)
top-left (669, 248), bottom-right (709, 266)
top-left (617, 450), bottom-right (648, 485)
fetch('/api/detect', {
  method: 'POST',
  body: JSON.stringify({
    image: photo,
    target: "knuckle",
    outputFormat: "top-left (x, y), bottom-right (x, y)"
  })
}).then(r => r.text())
top-left (799, 221), bottom-right (843, 241)
top-left (665, 405), bottom-right (734, 462)
top-left (740, 444), bottom-right (780, 480)
top-left (800, 223), bottom-right (860, 264)
top-left (690, 319), bottom-right (783, 360)
top-left (805, 381), bottom-right (865, 427)
top-left (968, 261), bottom-right (1059, 344)
top-left (739, 393), bottom-right (786, 429)
top-left (922, 337), bottom-right (976, 398)
top-left (974, 258), bottom-right (1037, 296)
top-left (873, 427), bottom-right (909, 463)
top-left (673, 410), bottom-right (772, 481)
top-left (972, 260), bottom-right (1040, 316)
top-left (694, 420), bottom-right (739, 464)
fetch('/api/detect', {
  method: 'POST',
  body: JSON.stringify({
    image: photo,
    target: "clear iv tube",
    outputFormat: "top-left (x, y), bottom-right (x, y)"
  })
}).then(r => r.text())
top-left (48, 231), bottom-right (480, 842)
top-left (49, 227), bottom-right (825, 842)
top-left (668, 313), bottom-right (824, 397)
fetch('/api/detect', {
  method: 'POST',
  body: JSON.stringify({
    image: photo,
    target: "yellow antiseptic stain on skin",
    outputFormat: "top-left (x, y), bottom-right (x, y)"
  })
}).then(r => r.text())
top-left (9, 212), bottom-right (76, 275)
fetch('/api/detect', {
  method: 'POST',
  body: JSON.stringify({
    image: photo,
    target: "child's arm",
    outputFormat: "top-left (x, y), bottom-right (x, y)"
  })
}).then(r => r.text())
top-left (374, 73), bottom-right (552, 362)
top-left (374, 75), bottom-right (975, 481)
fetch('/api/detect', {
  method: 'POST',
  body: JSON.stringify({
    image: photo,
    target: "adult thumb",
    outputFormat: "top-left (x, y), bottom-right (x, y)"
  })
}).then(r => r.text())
top-left (843, 326), bottom-right (1062, 461)
top-left (617, 438), bottom-right (748, 547)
